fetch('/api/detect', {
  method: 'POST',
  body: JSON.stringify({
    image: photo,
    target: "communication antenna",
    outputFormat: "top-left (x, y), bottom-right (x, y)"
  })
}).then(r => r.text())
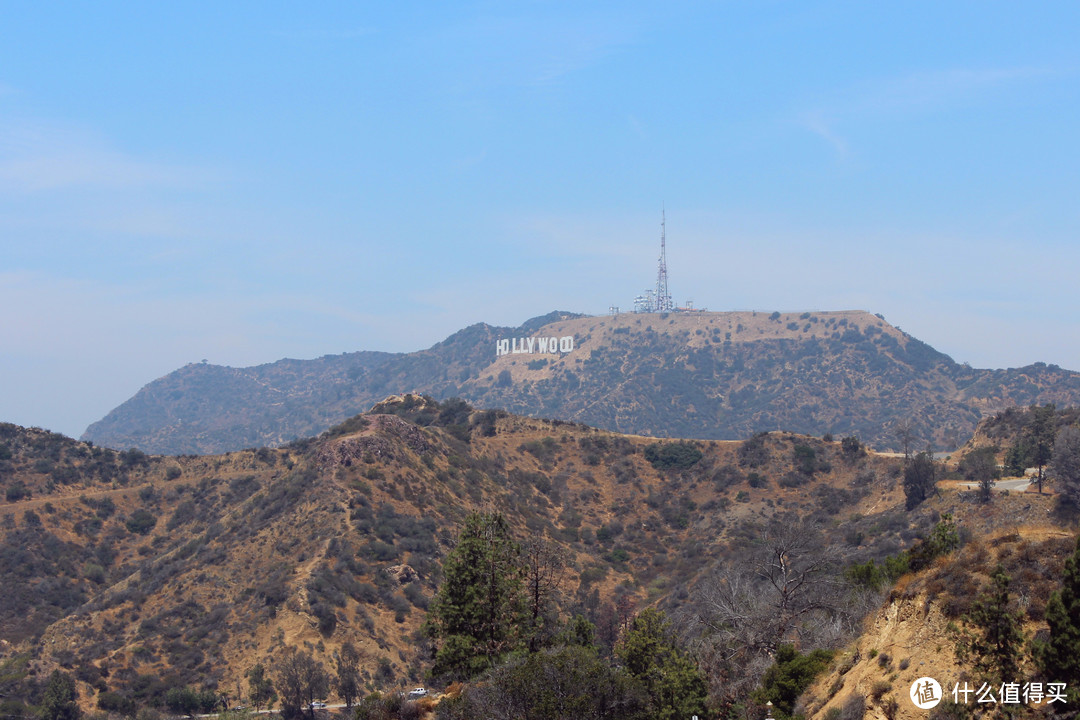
top-left (654, 208), bottom-right (672, 312)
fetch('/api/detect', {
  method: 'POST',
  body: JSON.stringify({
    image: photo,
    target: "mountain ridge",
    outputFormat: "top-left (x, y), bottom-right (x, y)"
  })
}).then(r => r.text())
top-left (83, 310), bottom-right (1080, 454)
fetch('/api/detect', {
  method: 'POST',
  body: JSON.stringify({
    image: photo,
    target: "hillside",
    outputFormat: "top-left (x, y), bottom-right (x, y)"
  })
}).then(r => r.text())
top-left (83, 311), bottom-right (1080, 455)
top-left (801, 513), bottom-right (1074, 720)
top-left (5, 401), bottom-right (1080, 720)
top-left (3, 399), bottom-right (936, 716)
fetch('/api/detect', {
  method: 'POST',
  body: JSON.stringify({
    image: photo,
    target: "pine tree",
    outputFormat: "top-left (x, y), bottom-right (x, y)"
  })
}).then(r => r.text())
top-left (753, 644), bottom-right (835, 719)
top-left (1049, 426), bottom-right (1080, 508)
top-left (425, 512), bottom-right (526, 680)
top-left (334, 642), bottom-right (362, 709)
top-left (40, 670), bottom-right (80, 720)
top-left (903, 450), bottom-right (937, 510)
top-left (955, 565), bottom-right (1025, 685)
top-left (247, 663), bottom-right (276, 711)
top-left (616, 608), bottom-right (709, 720)
top-left (1027, 404), bottom-right (1056, 493)
top-left (1037, 537), bottom-right (1080, 695)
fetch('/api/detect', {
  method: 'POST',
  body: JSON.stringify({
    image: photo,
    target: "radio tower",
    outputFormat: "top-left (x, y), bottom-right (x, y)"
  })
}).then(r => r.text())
top-left (654, 209), bottom-right (672, 312)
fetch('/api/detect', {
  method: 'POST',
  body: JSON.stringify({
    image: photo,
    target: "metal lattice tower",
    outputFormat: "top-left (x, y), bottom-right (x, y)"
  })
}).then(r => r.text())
top-left (654, 209), bottom-right (672, 312)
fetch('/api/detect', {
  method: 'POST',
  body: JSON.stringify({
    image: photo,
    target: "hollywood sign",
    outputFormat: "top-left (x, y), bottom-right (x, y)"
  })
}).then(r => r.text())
top-left (495, 335), bottom-right (575, 357)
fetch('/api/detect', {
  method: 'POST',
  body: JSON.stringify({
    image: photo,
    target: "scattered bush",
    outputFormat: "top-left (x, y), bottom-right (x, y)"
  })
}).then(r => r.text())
top-left (5, 482), bottom-right (29, 502)
top-left (125, 509), bottom-right (157, 535)
top-left (839, 694), bottom-right (866, 720)
top-left (644, 442), bottom-right (703, 471)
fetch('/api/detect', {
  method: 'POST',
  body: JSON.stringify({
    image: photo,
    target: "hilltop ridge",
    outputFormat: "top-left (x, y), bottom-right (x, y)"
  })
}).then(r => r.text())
top-left (83, 310), bottom-right (1080, 454)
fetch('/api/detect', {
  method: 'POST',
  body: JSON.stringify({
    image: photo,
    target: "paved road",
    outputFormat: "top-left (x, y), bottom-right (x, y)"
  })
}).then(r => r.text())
top-left (958, 478), bottom-right (1033, 492)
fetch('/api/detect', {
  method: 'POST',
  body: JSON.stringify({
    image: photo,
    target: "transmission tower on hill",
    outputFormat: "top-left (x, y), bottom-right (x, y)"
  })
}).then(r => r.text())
top-left (654, 209), bottom-right (673, 312)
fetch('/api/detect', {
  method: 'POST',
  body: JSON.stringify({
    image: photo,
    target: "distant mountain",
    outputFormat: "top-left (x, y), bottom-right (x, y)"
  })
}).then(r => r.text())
top-left (83, 310), bottom-right (1080, 454)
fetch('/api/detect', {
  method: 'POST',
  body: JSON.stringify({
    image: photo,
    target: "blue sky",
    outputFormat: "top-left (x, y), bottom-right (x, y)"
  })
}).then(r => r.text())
top-left (2, 1), bottom-right (1079, 438)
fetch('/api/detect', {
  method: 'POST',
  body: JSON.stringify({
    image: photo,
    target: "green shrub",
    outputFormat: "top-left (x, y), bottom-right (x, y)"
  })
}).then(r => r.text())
top-left (753, 644), bottom-right (835, 719)
top-left (125, 509), bottom-right (157, 535)
top-left (5, 482), bottom-right (29, 502)
top-left (644, 442), bottom-right (703, 471)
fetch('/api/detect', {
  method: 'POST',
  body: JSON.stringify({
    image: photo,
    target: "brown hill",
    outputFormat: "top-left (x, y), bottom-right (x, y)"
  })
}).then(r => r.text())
top-left (83, 310), bottom-right (1080, 455)
top-left (4, 400), bottom-right (922, 715)
top-left (801, 500), bottom-right (1073, 720)
top-left (5, 401), bottom-right (1079, 719)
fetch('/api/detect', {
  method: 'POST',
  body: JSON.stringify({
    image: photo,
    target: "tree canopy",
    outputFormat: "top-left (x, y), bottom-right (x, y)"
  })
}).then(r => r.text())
top-left (275, 650), bottom-right (329, 720)
top-left (425, 512), bottom-right (526, 680)
top-left (40, 671), bottom-right (80, 720)
top-left (955, 565), bottom-right (1024, 686)
top-left (1050, 426), bottom-right (1080, 508)
top-left (1036, 537), bottom-right (1080, 701)
top-left (903, 450), bottom-right (936, 510)
top-left (616, 608), bottom-right (708, 720)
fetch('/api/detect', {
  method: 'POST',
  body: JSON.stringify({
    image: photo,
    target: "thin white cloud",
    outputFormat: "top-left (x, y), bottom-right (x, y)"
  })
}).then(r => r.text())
top-left (0, 119), bottom-right (221, 193)
top-left (499, 210), bottom-right (663, 262)
top-left (438, 10), bottom-right (638, 91)
top-left (799, 110), bottom-right (848, 156)
top-left (627, 114), bottom-right (648, 140)
top-left (797, 65), bottom-right (1057, 154)
top-left (269, 26), bottom-right (378, 41)
top-left (856, 66), bottom-right (1053, 114)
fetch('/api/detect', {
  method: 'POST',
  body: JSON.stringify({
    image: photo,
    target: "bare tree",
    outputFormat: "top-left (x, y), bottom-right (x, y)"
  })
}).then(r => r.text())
top-left (698, 524), bottom-right (844, 651)
top-left (895, 421), bottom-right (916, 461)
top-left (684, 522), bottom-right (869, 706)
top-left (522, 537), bottom-right (569, 651)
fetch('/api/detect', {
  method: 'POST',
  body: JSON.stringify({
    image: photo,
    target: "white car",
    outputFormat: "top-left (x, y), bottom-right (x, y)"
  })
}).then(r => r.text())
top-left (407, 688), bottom-right (428, 699)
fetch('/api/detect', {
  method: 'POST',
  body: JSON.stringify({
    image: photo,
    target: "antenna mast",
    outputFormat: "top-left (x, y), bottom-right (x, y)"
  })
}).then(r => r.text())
top-left (654, 208), bottom-right (672, 312)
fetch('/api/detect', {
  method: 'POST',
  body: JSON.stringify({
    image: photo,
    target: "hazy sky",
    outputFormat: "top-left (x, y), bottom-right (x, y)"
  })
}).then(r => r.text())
top-left (3, 2), bottom-right (1079, 439)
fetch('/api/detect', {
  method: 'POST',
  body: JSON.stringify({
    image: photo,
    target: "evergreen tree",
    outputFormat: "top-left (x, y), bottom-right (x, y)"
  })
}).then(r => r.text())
top-left (907, 514), bottom-right (961, 572)
top-left (247, 663), bottom-right (276, 711)
top-left (903, 450), bottom-right (937, 510)
top-left (39, 670), bottom-right (80, 720)
top-left (1004, 439), bottom-right (1030, 477)
top-left (334, 642), bottom-right (362, 709)
top-left (616, 608), bottom-right (709, 720)
top-left (1036, 537), bottom-right (1080, 699)
top-left (1027, 404), bottom-right (1056, 493)
top-left (960, 446), bottom-right (999, 503)
top-left (275, 650), bottom-right (329, 720)
top-left (559, 614), bottom-right (598, 650)
top-left (165, 687), bottom-right (217, 718)
top-left (752, 644), bottom-right (834, 719)
top-left (955, 565), bottom-right (1025, 685)
top-left (1049, 426), bottom-right (1080, 508)
top-left (425, 512), bottom-right (526, 680)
